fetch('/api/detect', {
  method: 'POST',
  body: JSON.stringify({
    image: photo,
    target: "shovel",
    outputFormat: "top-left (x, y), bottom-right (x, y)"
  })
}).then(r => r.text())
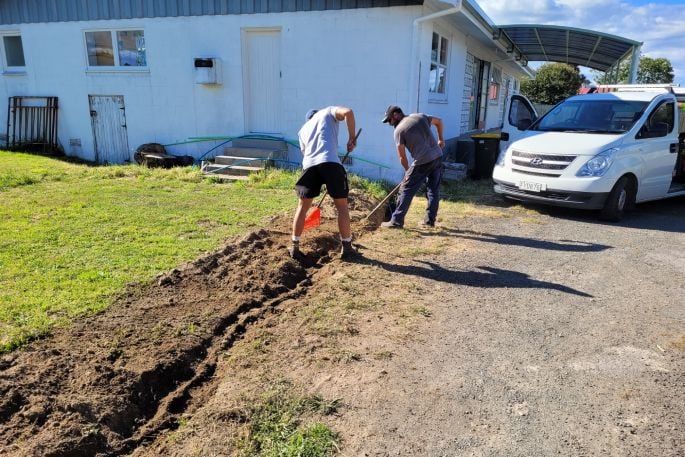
top-left (303, 128), bottom-right (362, 230)
top-left (363, 181), bottom-right (402, 223)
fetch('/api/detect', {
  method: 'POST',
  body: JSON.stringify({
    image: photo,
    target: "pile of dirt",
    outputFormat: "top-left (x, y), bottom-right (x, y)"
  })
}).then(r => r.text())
top-left (0, 190), bottom-right (379, 456)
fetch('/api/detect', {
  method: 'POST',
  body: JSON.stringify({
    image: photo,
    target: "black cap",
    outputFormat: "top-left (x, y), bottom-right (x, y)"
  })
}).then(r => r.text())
top-left (382, 105), bottom-right (403, 123)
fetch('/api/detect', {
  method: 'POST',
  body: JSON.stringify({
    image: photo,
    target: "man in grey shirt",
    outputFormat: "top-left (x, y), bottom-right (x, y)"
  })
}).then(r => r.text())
top-left (380, 105), bottom-right (445, 228)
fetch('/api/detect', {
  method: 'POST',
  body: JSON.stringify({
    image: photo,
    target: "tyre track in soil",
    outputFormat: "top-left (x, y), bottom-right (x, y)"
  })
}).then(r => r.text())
top-left (0, 190), bottom-right (380, 457)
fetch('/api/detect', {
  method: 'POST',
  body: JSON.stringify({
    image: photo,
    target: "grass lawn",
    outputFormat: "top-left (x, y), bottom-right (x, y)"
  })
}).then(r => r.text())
top-left (0, 151), bottom-right (309, 352)
top-left (0, 151), bottom-right (491, 353)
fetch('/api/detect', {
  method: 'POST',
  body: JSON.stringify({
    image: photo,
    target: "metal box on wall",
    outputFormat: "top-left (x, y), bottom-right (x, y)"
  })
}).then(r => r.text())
top-left (194, 58), bottom-right (222, 85)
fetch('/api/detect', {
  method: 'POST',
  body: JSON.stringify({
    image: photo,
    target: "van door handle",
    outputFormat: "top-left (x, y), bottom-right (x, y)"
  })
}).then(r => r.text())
top-left (670, 143), bottom-right (678, 153)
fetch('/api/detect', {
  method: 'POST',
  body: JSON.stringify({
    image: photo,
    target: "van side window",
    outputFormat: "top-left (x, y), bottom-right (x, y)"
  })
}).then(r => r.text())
top-left (638, 101), bottom-right (674, 139)
top-left (509, 98), bottom-right (534, 129)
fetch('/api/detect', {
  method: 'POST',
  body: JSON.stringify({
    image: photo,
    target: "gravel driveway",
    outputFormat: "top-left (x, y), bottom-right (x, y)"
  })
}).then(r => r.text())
top-left (318, 196), bottom-right (685, 456)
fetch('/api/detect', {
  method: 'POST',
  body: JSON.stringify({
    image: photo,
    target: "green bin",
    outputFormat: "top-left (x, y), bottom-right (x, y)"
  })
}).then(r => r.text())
top-left (470, 133), bottom-right (501, 179)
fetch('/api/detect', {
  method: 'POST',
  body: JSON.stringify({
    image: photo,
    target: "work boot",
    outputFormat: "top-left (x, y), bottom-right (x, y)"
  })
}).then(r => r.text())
top-left (380, 221), bottom-right (403, 229)
top-left (288, 241), bottom-right (302, 259)
top-left (340, 240), bottom-right (355, 260)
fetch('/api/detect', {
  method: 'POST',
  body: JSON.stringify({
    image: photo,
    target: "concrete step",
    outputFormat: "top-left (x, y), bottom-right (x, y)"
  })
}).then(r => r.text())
top-left (214, 155), bottom-right (268, 166)
top-left (223, 147), bottom-right (283, 159)
top-left (203, 163), bottom-right (264, 176)
top-left (232, 138), bottom-right (287, 150)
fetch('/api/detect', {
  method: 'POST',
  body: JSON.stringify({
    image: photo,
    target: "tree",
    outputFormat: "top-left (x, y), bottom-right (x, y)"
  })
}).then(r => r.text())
top-left (593, 56), bottom-right (674, 84)
top-left (521, 63), bottom-right (585, 105)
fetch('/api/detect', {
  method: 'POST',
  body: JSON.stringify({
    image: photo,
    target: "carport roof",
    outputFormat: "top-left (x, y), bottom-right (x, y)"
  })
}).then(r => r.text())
top-left (496, 24), bottom-right (642, 72)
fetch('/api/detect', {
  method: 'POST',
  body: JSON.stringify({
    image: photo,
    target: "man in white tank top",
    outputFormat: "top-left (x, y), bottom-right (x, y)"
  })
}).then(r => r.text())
top-left (290, 106), bottom-right (357, 259)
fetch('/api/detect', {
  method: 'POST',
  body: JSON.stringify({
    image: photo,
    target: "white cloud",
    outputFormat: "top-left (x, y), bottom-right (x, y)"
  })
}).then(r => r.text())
top-left (477, 0), bottom-right (685, 85)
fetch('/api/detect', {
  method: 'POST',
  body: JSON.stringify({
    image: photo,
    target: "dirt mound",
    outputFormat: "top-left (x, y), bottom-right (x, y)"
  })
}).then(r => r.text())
top-left (0, 190), bottom-right (379, 456)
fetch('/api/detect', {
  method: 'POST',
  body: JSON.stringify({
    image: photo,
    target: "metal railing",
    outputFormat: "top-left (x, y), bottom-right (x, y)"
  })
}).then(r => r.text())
top-left (6, 96), bottom-right (59, 152)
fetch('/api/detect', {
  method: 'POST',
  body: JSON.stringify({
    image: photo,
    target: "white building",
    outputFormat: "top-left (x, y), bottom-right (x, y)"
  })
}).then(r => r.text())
top-left (0, 0), bottom-right (533, 180)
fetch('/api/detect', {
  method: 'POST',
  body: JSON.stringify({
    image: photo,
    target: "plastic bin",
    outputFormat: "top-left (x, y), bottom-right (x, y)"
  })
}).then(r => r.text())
top-left (470, 133), bottom-right (501, 179)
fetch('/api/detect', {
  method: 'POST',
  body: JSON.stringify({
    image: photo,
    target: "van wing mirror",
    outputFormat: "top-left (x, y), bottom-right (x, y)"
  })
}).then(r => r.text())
top-left (500, 132), bottom-right (510, 141)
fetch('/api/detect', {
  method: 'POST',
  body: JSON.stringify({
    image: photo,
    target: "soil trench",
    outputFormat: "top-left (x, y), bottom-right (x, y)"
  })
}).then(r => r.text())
top-left (0, 191), bottom-right (379, 457)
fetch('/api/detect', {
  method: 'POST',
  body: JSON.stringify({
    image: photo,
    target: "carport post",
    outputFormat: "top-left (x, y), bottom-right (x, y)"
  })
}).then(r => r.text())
top-left (628, 45), bottom-right (641, 84)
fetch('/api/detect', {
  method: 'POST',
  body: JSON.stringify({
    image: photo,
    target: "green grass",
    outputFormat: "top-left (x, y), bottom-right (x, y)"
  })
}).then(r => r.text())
top-left (239, 385), bottom-right (340, 457)
top-left (0, 152), bottom-right (303, 352)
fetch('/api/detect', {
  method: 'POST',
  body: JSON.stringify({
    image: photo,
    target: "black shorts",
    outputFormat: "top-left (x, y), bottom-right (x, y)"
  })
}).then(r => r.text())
top-left (295, 162), bottom-right (349, 199)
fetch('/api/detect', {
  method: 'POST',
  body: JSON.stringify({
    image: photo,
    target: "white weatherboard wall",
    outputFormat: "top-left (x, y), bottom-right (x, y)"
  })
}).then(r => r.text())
top-left (0, 6), bottom-right (525, 181)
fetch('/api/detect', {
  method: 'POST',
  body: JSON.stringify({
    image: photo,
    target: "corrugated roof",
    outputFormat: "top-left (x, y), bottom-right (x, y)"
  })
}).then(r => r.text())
top-left (0, 0), bottom-right (423, 25)
top-left (498, 24), bottom-right (641, 72)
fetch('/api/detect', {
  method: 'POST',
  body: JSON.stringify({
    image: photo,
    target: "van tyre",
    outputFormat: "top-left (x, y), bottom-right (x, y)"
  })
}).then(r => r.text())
top-left (600, 176), bottom-right (634, 222)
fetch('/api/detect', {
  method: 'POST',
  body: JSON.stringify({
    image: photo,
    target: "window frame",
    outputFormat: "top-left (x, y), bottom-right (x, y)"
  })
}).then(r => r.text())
top-left (1, 31), bottom-right (26, 75)
top-left (428, 30), bottom-right (449, 102)
top-left (636, 100), bottom-right (674, 139)
top-left (83, 28), bottom-right (148, 72)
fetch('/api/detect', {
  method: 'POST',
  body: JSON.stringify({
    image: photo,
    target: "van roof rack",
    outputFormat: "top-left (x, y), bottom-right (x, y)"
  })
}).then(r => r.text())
top-left (594, 84), bottom-right (679, 94)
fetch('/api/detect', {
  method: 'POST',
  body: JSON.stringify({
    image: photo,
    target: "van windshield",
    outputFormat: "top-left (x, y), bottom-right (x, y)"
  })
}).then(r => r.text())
top-left (532, 99), bottom-right (649, 133)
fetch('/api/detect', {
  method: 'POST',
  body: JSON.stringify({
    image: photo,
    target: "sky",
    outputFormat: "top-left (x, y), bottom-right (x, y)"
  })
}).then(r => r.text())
top-left (476, 0), bottom-right (685, 86)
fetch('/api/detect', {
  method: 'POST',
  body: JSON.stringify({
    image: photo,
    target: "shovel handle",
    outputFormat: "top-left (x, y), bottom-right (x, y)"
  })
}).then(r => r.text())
top-left (314, 128), bottom-right (362, 208)
top-left (364, 181), bottom-right (402, 221)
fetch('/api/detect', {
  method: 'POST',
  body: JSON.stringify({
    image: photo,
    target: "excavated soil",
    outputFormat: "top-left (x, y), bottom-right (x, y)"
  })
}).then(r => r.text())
top-left (0, 190), bottom-right (381, 457)
top-left (1, 189), bottom-right (684, 457)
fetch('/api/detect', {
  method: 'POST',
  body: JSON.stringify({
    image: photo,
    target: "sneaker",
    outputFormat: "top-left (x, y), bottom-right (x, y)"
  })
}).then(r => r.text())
top-left (288, 241), bottom-right (302, 259)
top-left (340, 240), bottom-right (356, 260)
top-left (380, 221), bottom-right (403, 229)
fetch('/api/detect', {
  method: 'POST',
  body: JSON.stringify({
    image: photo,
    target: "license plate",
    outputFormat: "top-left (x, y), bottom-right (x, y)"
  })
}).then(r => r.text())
top-left (517, 181), bottom-right (547, 192)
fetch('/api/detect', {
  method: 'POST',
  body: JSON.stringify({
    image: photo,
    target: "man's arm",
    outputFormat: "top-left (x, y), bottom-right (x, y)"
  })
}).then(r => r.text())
top-left (431, 116), bottom-right (445, 149)
top-left (397, 144), bottom-right (409, 171)
top-left (335, 107), bottom-right (357, 153)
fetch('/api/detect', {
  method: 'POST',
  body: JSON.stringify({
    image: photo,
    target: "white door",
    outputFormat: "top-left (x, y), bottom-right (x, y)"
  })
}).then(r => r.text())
top-left (500, 94), bottom-right (538, 153)
top-left (243, 29), bottom-right (282, 134)
top-left (634, 100), bottom-right (679, 200)
top-left (89, 95), bottom-right (130, 163)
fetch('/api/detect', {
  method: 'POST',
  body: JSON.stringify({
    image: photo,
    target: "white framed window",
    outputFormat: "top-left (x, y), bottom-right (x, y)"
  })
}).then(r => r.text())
top-left (429, 31), bottom-right (449, 98)
top-left (1, 32), bottom-right (26, 73)
top-left (84, 29), bottom-right (147, 69)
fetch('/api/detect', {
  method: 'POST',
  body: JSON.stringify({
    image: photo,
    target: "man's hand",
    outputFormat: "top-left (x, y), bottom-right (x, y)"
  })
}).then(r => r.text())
top-left (347, 137), bottom-right (356, 153)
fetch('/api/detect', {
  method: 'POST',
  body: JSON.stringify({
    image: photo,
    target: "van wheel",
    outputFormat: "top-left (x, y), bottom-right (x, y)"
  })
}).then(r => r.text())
top-left (600, 176), bottom-right (633, 222)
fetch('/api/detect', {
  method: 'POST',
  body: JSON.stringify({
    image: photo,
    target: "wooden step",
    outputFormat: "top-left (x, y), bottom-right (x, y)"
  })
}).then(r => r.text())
top-left (203, 164), bottom-right (264, 176)
top-left (232, 138), bottom-right (287, 150)
top-left (204, 174), bottom-right (250, 181)
top-left (223, 147), bottom-right (281, 159)
top-left (214, 155), bottom-right (268, 166)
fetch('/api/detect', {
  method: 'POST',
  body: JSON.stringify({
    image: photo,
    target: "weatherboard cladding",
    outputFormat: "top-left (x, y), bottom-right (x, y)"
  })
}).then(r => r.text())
top-left (0, 0), bottom-right (422, 24)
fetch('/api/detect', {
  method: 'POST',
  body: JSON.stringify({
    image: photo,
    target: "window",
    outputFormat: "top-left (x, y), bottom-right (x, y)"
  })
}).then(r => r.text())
top-left (489, 67), bottom-right (501, 103)
top-left (85, 30), bottom-right (146, 68)
top-left (638, 101), bottom-right (674, 138)
top-left (509, 97), bottom-right (535, 129)
top-left (429, 32), bottom-right (448, 95)
top-left (2, 33), bottom-right (25, 70)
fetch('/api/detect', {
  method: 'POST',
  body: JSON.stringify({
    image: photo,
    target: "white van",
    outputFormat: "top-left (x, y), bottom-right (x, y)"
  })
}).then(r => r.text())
top-left (493, 87), bottom-right (685, 221)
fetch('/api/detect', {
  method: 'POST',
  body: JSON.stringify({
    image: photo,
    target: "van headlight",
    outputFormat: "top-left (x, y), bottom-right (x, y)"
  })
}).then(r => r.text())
top-left (576, 148), bottom-right (617, 177)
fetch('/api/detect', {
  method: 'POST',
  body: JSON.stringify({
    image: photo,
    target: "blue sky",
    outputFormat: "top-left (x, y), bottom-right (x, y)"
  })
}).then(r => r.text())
top-left (477, 0), bottom-right (685, 86)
